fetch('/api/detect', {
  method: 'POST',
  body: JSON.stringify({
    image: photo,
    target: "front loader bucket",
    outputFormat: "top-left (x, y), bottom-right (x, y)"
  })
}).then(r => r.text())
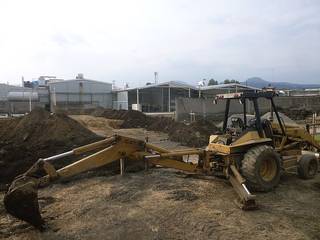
top-left (3, 176), bottom-right (44, 229)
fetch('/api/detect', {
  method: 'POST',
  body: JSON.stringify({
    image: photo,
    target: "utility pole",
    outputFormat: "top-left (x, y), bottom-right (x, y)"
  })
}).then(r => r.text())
top-left (154, 72), bottom-right (158, 84)
top-left (29, 91), bottom-right (32, 112)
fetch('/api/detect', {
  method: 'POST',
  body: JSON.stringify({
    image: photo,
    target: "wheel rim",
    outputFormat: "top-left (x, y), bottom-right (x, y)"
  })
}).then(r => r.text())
top-left (308, 160), bottom-right (317, 176)
top-left (259, 157), bottom-right (277, 182)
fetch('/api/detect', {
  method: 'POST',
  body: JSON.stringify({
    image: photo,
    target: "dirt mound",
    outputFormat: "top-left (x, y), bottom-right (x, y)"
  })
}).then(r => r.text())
top-left (0, 108), bottom-right (102, 185)
top-left (93, 109), bottom-right (150, 128)
top-left (93, 109), bottom-right (220, 147)
top-left (168, 119), bottom-right (220, 147)
top-left (277, 107), bottom-right (313, 120)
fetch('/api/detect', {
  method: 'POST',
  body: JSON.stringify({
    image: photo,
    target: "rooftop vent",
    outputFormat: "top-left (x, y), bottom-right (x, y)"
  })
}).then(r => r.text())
top-left (76, 73), bottom-right (84, 79)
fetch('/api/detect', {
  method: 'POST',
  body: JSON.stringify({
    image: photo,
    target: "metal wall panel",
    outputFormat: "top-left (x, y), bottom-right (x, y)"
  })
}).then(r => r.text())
top-left (0, 84), bottom-right (32, 101)
top-left (49, 79), bottom-right (113, 110)
top-left (49, 80), bottom-right (112, 94)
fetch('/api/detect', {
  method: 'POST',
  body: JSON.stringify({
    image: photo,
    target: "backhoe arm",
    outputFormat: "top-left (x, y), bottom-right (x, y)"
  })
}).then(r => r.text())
top-left (4, 134), bottom-right (254, 230)
top-left (39, 136), bottom-right (144, 186)
top-left (4, 135), bottom-right (202, 229)
top-left (4, 135), bottom-right (146, 229)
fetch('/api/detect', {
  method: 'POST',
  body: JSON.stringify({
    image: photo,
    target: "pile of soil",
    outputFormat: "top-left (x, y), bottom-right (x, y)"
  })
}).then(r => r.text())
top-left (277, 107), bottom-right (313, 120)
top-left (93, 109), bottom-right (220, 147)
top-left (0, 108), bottom-right (102, 185)
top-left (167, 119), bottom-right (220, 147)
top-left (92, 109), bottom-right (151, 128)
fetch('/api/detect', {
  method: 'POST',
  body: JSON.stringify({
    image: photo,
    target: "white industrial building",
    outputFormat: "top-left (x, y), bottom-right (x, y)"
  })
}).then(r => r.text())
top-left (112, 82), bottom-right (258, 113)
top-left (0, 74), bottom-right (113, 114)
top-left (48, 74), bottom-right (112, 112)
top-left (113, 81), bottom-right (198, 112)
top-left (1, 76), bottom-right (259, 115)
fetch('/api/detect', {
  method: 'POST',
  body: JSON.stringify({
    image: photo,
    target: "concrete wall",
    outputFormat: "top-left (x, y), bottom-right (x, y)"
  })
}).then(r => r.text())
top-left (175, 97), bottom-right (248, 121)
top-left (7, 101), bottom-right (48, 114)
top-left (175, 95), bottom-right (320, 122)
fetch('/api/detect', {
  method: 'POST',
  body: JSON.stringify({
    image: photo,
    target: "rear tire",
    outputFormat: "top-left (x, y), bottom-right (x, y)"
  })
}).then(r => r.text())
top-left (241, 145), bottom-right (281, 192)
top-left (298, 154), bottom-right (318, 179)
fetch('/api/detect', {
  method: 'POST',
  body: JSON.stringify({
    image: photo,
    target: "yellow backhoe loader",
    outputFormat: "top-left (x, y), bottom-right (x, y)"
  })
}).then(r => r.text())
top-left (4, 90), bottom-right (320, 229)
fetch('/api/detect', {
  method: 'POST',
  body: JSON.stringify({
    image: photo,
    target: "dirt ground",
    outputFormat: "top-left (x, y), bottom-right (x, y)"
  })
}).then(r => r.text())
top-left (1, 170), bottom-right (319, 240)
top-left (1, 115), bottom-right (320, 240)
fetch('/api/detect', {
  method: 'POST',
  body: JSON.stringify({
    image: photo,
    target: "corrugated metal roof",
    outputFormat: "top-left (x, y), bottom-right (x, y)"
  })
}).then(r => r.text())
top-left (200, 83), bottom-right (260, 91)
top-left (48, 78), bottom-right (112, 86)
top-left (114, 81), bottom-right (197, 92)
top-left (114, 82), bottom-right (259, 92)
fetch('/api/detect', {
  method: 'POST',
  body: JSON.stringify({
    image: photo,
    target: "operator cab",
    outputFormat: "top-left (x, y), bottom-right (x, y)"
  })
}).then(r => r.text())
top-left (211, 89), bottom-right (285, 146)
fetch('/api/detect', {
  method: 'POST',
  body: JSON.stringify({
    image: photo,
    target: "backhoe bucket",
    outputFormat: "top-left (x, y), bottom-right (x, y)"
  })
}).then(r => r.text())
top-left (3, 176), bottom-right (44, 229)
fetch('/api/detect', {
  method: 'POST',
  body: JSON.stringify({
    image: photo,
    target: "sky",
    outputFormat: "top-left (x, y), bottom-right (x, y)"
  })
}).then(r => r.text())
top-left (0, 0), bottom-right (319, 87)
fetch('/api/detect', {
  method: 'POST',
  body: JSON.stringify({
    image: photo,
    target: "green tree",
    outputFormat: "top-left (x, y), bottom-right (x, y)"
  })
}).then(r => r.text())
top-left (224, 79), bottom-right (230, 84)
top-left (230, 79), bottom-right (240, 84)
top-left (224, 79), bottom-right (239, 84)
top-left (208, 78), bottom-right (218, 86)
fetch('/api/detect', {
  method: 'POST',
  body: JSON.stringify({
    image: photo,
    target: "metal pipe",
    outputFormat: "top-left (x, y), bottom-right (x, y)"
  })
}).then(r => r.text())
top-left (144, 155), bottom-right (161, 159)
top-left (144, 150), bottom-right (201, 159)
top-left (44, 137), bottom-right (116, 162)
top-left (43, 150), bottom-right (74, 162)
top-left (160, 150), bottom-right (202, 157)
top-left (136, 88), bottom-right (139, 105)
top-left (145, 143), bottom-right (171, 153)
top-left (241, 183), bottom-right (251, 196)
top-left (230, 165), bottom-right (245, 184)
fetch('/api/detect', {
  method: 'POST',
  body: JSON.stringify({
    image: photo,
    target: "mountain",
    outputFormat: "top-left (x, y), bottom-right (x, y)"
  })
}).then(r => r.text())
top-left (242, 77), bottom-right (320, 89)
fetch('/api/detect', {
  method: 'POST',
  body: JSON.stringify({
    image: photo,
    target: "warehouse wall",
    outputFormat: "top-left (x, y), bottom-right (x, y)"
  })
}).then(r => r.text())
top-left (175, 97), bottom-right (246, 121)
top-left (175, 96), bottom-right (320, 122)
top-left (113, 91), bottom-right (129, 110)
top-left (49, 79), bottom-right (112, 111)
top-left (122, 87), bottom-right (197, 112)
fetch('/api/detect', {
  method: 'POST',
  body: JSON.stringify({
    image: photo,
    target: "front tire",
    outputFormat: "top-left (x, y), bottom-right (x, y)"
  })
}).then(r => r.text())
top-left (298, 154), bottom-right (318, 179)
top-left (241, 145), bottom-right (281, 192)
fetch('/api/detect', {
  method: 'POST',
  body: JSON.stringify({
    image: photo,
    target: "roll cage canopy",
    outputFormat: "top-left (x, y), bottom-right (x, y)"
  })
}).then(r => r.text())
top-left (214, 90), bottom-right (286, 137)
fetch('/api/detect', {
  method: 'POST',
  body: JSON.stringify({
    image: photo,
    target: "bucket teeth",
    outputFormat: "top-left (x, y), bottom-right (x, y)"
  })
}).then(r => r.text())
top-left (3, 176), bottom-right (44, 229)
